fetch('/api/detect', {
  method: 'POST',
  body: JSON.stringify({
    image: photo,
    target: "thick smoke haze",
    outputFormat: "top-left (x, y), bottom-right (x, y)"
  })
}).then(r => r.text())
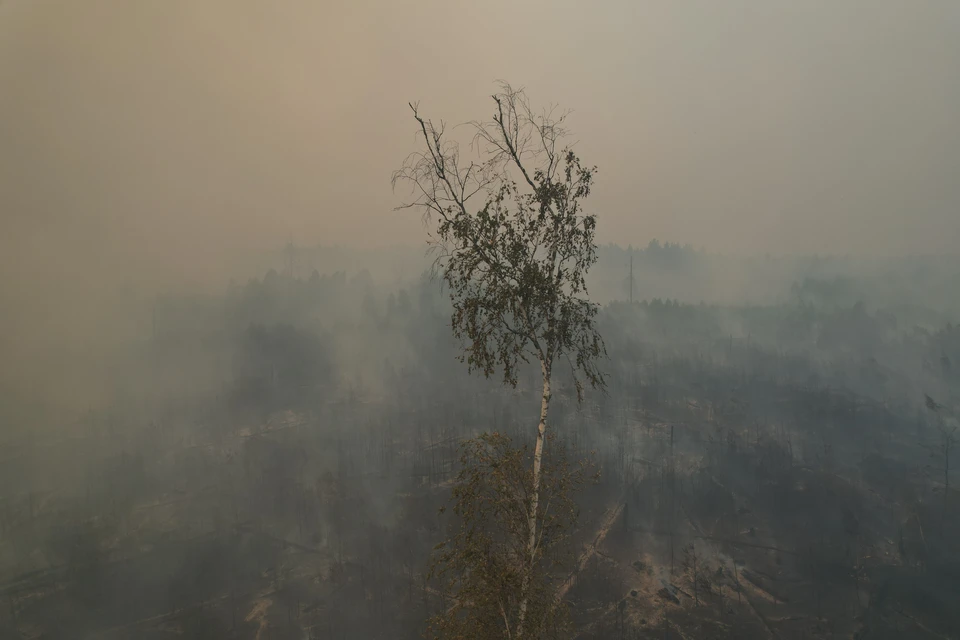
top-left (2, 4), bottom-right (960, 638)
top-left (3, 0), bottom-right (958, 413)
top-left (2, 1), bottom-right (959, 290)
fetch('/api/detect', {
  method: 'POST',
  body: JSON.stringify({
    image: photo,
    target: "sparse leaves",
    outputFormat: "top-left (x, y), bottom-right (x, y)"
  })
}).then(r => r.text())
top-left (392, 82), bottom-right (606, 400)
top-left (393, 82), bottom-right (607, 640)
top-left (426, 433), bottom-right (589, 640)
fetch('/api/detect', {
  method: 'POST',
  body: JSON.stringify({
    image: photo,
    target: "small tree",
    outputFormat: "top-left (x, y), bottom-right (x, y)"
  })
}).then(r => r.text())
top-left (681, 543), bottom-right (701, 607)
top-left (393, 82), bottom-right (606, 638)
top-left (924, 394), bottom-right (958, 530)
top-left (428, 432), bottom-right (588, 640)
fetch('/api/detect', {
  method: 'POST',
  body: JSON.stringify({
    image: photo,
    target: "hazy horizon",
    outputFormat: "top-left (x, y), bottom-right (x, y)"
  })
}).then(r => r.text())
top-left (2, 0), bottom-right (959, 367)
top-left (3, 1), bottom-right (960, 292)
top-left (2, 5), bottom-right (960, 637)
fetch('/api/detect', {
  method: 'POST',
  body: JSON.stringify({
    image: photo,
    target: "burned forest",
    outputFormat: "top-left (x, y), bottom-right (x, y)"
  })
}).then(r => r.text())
top-left (0, 242), bottom-right (958, 639)
top-left (3, 3), bottom-right (960, 638)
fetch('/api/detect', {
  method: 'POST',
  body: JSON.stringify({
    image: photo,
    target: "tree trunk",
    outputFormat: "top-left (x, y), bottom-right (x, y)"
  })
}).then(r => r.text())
top-left (942, 439), bottom-right (950, 533)
top-left (516, 358), bottom-right (552, 639)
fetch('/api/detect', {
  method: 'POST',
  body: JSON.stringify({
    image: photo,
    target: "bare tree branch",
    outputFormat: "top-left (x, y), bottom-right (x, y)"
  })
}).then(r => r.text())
top-left (393, 82), bottom-right (607, 640)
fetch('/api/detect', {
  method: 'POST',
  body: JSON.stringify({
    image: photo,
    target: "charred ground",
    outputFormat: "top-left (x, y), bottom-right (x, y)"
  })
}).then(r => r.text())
top-left (0, 248), bottom-right (958, 639)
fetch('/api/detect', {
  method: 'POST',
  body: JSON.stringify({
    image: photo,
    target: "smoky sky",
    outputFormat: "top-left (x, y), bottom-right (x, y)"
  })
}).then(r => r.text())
top-left (1, 0), bottom-right (959, 298)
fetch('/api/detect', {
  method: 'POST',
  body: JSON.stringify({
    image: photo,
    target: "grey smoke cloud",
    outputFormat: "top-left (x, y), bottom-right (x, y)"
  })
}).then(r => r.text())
top-left (1, 0), bottom-right (958, 302)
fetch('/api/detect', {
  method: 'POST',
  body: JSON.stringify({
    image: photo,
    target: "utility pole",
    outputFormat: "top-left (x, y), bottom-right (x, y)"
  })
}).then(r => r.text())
top-left (285, 241), bottom-right (296, 279)
top-left (629, 252), bottom-right (634, 304)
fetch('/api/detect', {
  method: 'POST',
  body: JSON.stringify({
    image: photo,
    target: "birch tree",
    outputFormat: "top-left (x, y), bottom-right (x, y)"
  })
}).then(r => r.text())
top-left (392, 82), bottom-right (606, 638)
top-left (427, 433), bottom-right (588, 640)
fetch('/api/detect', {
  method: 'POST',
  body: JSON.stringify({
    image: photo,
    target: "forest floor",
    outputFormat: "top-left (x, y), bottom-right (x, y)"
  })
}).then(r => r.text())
top-left (562, 413), bottom-right (960, 640)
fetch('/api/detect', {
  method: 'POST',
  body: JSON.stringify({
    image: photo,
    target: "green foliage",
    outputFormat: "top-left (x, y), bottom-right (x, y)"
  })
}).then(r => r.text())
top-left (394, 82), bottom-right (607, 639)
top-left (427, 432), bottom-right (591, 640)
top-left (393, 82), bottom-right (606, 400)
